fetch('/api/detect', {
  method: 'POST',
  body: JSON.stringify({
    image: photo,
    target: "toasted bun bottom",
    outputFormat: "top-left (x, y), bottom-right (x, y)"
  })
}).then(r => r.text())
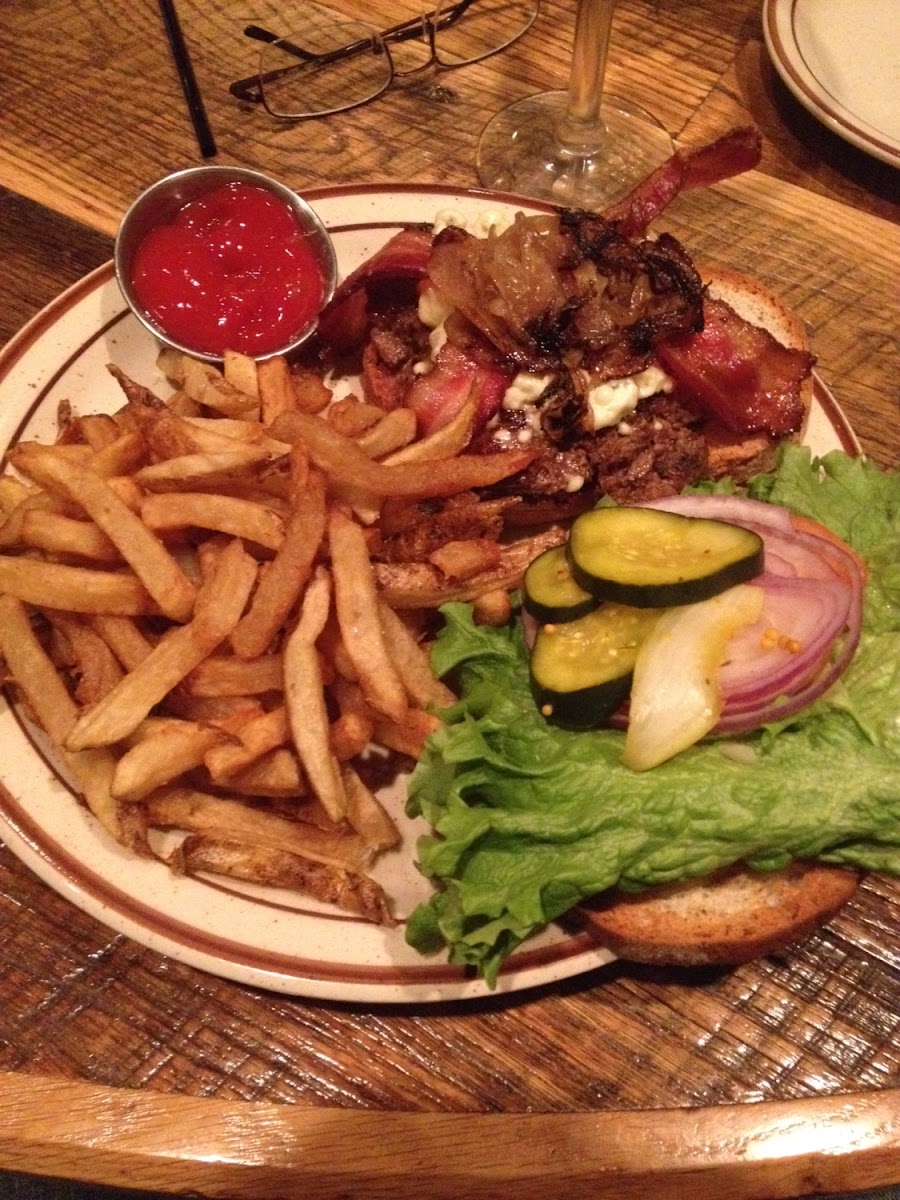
top-left (572, 863), bottom-right (858, 966)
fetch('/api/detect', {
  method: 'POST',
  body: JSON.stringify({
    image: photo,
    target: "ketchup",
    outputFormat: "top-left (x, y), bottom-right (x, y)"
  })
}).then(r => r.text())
top-left (129, 182), bottom-right (327, 358)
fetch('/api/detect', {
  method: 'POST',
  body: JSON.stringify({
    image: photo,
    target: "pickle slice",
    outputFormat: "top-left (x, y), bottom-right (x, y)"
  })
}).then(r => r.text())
top-left (567, 506), bottom-right (764, 608)
top-left (523, 545), bottom-right (598, 625)
top-left (529, 603), bottom-right (661, 730)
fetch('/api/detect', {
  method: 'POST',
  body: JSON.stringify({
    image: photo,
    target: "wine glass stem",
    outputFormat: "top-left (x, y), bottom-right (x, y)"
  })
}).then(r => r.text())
top-left (557, 0), bottom-right (615, 152)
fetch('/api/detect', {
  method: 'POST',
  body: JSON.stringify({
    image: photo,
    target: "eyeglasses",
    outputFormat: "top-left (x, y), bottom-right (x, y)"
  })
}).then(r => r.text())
top-left (228, 0), bottom-right (540, 121)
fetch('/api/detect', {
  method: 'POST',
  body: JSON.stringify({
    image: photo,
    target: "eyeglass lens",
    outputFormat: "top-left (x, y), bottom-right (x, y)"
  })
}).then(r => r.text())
top-left (432, 0), bottom-right (538, 67)
top-left (256, 0), bottom-right (539, 120)
top-left (260, 21), bottom-right (391, 119)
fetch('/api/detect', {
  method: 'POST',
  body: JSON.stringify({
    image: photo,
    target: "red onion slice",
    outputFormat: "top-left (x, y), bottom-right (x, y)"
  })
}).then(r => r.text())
top-left (639, 493), bottom-right (796, 532)
top-left (714, 623), bottom-right (859, 732)
top-left (719, 574), bottom-right (851, 705)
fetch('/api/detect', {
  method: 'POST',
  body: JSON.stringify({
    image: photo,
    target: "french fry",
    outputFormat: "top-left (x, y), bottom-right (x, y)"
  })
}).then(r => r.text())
top-left (0, 474), bottom-right (31, 516)
top-left (329, 710), bottom-right (375, 762)
top-left (156, 347), bottom-right (186, 385)
top-left (21, 442), bottom-right (94, 463)
top-left (341, 764), bottom-right (400, 852)
top-left (74, 742), bottom-right (150, 851)
top-left (330, 675), bottom-right (371, 718)
top-left (130, 403), bottom-right (287, 460)
top-left (184, 653), bottom-right (283, 697)
top-left (316, 608), bottom-right (358, 682)
top-left (140, 491), bottom-right (285, 552)
top-left (354, 407), bottom-right (418, 459)
top-left (224, 747), bottom-right (306, 796)
top-left (135, 446), bottom-right (275, 491)
top-left (257, 355), bottom-right (298, 424)
top-left (0, 556), bottom-right (156, 615)
top-left (291, 367), bottom-right (332, 415)
top-left (11, 441), bottom-right (197, 622)
top-left (87, 431), bottom-right (148, 478)
top-left (222, 349), bottom-right (259, 400)
top-left (231, 461), bottom-right (327, 661)
top-left (376, 601), bottom-right (456, 709)
top-left (0, 595), bottom-right (144, 849)
top-left (428, 537), bottom-right (503, 581)
top-left (163, 391), bottom-right (201, 417)
top-left (113, 718), bottom-right (234, 801)
top-left (75, 412), bottom-right (121, 451)
top-left (271, 408), bottom-right (538, 498)
top-left (106, 363), bottom-right (168, 411)
top-left (184, 417), bottom-right (291, 455)
top-left (383, 394), bottom-right (476, 465)
top-left (329, 507), bottom-right (408, 724)
top-left (105, 475), bottom-right (145, 513)
top-left (326, 396), bottom-right (385, 437)
top-left (164, 693), bottom-right (266, 725)
top-left (169, 836), bottom-right (393, 923)
top-left (145, 786), bottom-right (368, 871)
top-left (130, 406), bottom-right (227, 459)
top-left (0, 490), bottom-right (66, 550)
top-left (282, 566), bottom-right (347, 821)
top-left (88, 614), bottom-right (155, 670)
top-left (194, 534), bottom-right (230, 584)
top-left (204, 705), bottom-right (290, 783)
top-left (45, 611), bottom-right (125, 706)
top-left (372, 707), bottom-right (442, 760)
top-left (65, 538), bottom-right (257, 750)
top-left (209, 480), bottom-right (292, 511)
top-left (20, 510), bottom-right (121, 563)
top-left (0, 593), bottom-right (79, 745)
top-left (181, 357), bottom-right (259, 417)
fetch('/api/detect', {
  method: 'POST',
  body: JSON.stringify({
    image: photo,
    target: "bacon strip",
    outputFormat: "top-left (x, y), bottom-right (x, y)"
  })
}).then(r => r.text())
top-left (406, 344), bottom-right (514, 436)
top-left (315, 227), bottom-right (434, 350)
top-left (605, 127), bottom-right (763, 237)
top-left (656, 297), bottom-right (814, 436)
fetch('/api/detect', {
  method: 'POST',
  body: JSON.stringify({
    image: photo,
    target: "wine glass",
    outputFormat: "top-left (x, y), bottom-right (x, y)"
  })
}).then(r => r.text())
top-left (476, 0), bottom-right (674, 207)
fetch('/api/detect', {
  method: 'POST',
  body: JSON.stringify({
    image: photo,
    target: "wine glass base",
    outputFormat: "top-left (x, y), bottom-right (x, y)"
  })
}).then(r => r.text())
top-left (476, 91), bottom-right (674, 209)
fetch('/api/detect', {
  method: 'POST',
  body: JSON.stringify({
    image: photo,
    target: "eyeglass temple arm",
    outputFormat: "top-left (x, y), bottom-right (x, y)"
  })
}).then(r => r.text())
top-left (228, 0), bottom-right (476, 102)
top-left (242, 25), bottom-right (318, 60)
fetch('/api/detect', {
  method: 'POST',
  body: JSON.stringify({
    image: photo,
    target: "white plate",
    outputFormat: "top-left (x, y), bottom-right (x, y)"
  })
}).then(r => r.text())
top-left (763, 0), bottom-right (900, 167)
top-left (0, 185), bottom-right (858, 1004)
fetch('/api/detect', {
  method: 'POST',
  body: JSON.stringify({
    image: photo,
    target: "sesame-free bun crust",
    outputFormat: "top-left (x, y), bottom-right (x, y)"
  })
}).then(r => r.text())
top-left (574, 863), bottom-right (858, 966)
top-left (704, 264), bottom-right (812, 354)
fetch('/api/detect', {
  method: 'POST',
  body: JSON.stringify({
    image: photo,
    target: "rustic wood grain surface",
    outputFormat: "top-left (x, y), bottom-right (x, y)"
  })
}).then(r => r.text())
top-left (0, 0), bottom-right (898, 1195)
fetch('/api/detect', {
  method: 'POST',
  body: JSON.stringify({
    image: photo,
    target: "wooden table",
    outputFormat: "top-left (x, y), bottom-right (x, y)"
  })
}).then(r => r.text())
top-left (0, 2), bottom-right (898, 1196)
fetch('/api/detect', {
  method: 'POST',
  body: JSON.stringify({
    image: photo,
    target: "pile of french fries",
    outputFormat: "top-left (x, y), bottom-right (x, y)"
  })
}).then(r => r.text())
top-left (0, 346), bottom-right (555, 923)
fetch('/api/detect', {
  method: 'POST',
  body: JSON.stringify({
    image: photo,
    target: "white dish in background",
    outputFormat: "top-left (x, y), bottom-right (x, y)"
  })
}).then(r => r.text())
top-left (0, 185), bottom-right (857, 1005)
top-left (763, 0), bottom-right (900, 167)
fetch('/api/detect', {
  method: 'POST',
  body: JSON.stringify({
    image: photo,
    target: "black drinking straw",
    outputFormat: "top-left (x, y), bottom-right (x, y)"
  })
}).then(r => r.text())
top-left (158, 0), bottom-right (218, 158)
